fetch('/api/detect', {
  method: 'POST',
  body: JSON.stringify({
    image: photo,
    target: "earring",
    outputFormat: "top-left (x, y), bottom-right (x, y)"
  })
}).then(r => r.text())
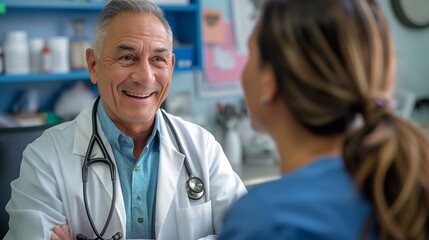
top-left (260, 96), bottom-right (269, 105)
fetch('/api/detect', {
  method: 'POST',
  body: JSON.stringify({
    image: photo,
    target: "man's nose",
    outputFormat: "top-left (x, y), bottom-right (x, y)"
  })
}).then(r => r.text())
top-left (132, 60), bottom-right (154, 83)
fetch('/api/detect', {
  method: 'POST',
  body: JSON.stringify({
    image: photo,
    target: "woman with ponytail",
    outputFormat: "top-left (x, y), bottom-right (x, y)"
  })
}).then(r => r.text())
top-left (219, 0), bottom-right (429, 239)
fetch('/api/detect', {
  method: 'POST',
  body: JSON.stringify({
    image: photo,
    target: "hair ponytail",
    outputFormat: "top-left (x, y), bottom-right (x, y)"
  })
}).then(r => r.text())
top-left (344, 111), bottom-right (429, 239)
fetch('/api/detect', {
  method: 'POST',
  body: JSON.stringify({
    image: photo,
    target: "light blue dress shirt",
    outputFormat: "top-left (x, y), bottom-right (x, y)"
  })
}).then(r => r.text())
top-left (98, 102), bottom-right (160, 239)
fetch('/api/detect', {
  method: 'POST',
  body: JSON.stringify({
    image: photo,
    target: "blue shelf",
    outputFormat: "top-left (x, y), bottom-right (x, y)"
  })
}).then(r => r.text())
top-left (0, 71), bottom-right (90, 83)
top-left (1, 2), bottom-right (105, 10)
top-left (0, 68), bottom-right (194, 83)
top-left (1, 2), bottom-right (196, 11)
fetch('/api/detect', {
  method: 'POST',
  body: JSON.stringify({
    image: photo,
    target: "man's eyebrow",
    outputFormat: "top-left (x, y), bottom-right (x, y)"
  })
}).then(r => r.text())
top-left (116, 44), bottom-right (169, 53)
top-left (117, 44), bottom-right (136, 51)
top-left (153, 47), bottom-right (169, 53)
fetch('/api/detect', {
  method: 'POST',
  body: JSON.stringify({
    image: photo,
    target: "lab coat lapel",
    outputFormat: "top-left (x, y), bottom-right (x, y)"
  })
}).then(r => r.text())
top-left (155, 117), bottom-right (185, 237)
top-left (72, 103), bottom-right (126, 234)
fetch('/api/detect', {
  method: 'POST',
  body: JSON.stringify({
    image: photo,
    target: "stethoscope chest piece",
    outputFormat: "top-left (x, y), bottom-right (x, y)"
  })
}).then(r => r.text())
top-left (186, 176), bottom-right (205, 200)
top-left (161, 109), bottom-right (205, 200)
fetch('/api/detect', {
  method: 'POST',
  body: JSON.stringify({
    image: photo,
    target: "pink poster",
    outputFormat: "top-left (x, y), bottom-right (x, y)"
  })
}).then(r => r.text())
top-left (203, 21), bottom-right (248, 84)
top-left (202, 9), bottom-right (225, 44)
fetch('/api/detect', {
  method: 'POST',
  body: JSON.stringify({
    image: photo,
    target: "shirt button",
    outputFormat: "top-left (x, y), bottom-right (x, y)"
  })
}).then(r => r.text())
top-left (135, 165), bottom-right (141, 171)
top-left (137, 194), bottom-right (142, 200)
top-left (137, 217), bottom-right (144, 223)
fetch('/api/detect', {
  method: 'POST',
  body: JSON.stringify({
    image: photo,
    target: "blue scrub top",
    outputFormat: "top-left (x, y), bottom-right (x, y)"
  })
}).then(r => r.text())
top-left (220, 156), bottom-right (376, 240)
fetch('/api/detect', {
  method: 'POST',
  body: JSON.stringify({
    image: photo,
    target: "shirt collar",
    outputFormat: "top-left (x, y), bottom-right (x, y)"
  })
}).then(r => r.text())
top-left (97, 100), bottom-right (161, 149)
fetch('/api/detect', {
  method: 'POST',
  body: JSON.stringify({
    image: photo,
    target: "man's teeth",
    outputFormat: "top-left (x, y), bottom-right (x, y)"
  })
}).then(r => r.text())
top-left (125, 91), bottom-right (151, 98)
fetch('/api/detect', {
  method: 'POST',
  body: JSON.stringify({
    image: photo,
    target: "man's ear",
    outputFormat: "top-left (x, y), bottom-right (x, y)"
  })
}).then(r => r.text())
top-left (171, 53), bottom-right (176, 70)
top-left (260, 64), bottom-right (278, 104)
top-left (86, 48), bottom-right (98, 84)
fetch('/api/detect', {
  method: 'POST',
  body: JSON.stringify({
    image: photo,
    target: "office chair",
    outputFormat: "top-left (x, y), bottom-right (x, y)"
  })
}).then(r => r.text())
top-left (0, 124), bottom-right (53, 238)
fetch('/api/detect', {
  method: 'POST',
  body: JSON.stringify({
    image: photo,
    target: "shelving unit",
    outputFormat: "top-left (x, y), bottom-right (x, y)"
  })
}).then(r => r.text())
top-left (0, 71), bottom-right (89, 83)
top-left (2, 2), bottom-right (108, 10)
top-left (0, 0), bottom-right (202, 113)
top-left (0, 1), bottom-right (202, 71)
top-left (2, 2), bottom-right (198, 11)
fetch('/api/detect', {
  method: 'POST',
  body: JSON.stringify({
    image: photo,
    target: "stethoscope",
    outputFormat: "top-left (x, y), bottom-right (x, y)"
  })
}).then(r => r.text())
top-left (77, 96), bottom-right (205, 240)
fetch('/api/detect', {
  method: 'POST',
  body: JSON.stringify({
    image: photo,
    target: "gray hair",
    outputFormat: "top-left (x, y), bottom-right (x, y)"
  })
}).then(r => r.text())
top-left (93, 0), bottom-right (173, 55)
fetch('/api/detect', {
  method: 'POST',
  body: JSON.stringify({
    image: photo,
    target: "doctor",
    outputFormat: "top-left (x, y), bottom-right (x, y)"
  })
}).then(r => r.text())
top-left (4, 0), bottom-right (247, 239)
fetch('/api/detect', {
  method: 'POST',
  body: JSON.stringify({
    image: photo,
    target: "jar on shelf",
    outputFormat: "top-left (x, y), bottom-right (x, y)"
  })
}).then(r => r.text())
top-left (48, 36), bottom-right (70, 73)
top-left (3, 31), bottom-right (30, 75)
top-left (70, 19), bottom-right (91, 70)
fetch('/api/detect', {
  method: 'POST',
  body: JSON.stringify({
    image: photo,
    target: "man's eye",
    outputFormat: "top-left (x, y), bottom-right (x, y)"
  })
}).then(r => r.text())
top-left (121, 55), bottom-right (134, 61)
top-left (154, 56), bottom-right (166, 62)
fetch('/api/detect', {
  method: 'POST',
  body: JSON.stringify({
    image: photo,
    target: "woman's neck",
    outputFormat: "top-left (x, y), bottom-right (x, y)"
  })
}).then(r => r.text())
top-left (267, 109), bottom-right (344, 173)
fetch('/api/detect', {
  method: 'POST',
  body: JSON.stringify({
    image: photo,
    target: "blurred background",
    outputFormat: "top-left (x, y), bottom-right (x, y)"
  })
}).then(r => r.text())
top-left (0, 0), bottom-right (428, 185)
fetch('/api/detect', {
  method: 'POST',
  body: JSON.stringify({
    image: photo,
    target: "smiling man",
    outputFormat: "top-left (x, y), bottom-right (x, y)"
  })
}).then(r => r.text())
top-left (87, 11), bottom-right (174, 159)
top-left (4, 1), bottom-right (247, 240)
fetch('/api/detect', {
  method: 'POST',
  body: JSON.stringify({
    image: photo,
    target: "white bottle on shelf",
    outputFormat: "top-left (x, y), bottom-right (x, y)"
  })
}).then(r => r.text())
top-left (29, 37), bottom-right (44, 73)
top-left (48, 36), bottom-right (70, 73)
top-left (4, 31), bottom-right (30, 75)
top-left (42, 44), bottom-right (52, 73)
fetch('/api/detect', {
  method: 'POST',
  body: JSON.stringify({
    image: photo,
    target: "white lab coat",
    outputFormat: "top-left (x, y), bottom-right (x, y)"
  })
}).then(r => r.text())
top-left (4, 103), bottom-right (247, 240)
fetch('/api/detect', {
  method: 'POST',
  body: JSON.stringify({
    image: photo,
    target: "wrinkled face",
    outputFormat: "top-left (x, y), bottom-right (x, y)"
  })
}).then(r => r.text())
top-left (87, 12), bottom-right (175, 133)
top-left (241, 23), bottom-right (265, 132)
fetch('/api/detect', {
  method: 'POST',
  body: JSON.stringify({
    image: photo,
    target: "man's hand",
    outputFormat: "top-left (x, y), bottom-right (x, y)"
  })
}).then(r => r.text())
top-left (51, 224), bottom-right (72, 240)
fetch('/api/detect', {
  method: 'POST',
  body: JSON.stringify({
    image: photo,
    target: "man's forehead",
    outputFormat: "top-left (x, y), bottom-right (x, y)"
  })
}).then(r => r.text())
top-left (108, 13), bottom-right (169, 40)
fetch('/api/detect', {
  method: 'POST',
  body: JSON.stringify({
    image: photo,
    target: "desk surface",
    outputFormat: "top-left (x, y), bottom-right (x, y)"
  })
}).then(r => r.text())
top-left (235, 163), bottom-right (281, 188)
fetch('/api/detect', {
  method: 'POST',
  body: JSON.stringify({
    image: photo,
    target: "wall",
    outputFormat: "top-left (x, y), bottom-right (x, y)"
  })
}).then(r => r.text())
top-left (378, 0), bottom-right (429, 95)
top-left (168, 0), bottom-right (244, 131)
top-left (176, 0), bottom-right (429, 129)
top-left (378, 0), bottom-right (429, 128)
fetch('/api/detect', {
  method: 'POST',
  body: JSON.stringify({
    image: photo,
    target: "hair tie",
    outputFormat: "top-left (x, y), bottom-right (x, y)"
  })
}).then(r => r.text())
top-left (361, 96), bottom-right (394, 124)
top-left (374, 96), bottom-right (393, 109)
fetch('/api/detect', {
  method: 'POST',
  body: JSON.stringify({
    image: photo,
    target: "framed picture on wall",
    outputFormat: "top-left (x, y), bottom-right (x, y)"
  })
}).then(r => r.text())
top-left (198, 1), bottom-right (262, 98)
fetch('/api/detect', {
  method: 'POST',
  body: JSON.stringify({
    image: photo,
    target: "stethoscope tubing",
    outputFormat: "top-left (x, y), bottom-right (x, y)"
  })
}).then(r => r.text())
top-left (78, 96), bottom-right (119, 240)
top-left (160, 109), bottom-right (194, 179)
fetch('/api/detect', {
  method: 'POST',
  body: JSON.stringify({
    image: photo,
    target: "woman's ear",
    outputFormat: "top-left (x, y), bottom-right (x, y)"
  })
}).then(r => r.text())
top-left (260, 65), bottom-right (278, 104)
top-left (86, 48), bottom-right (98, 84)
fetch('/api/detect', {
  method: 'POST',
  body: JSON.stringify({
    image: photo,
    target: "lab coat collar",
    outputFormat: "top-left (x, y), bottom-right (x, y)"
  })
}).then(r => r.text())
top-left (73, 102), bottom-right (94, 157)
top-left (155, 110), bottom-right (185, 237)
